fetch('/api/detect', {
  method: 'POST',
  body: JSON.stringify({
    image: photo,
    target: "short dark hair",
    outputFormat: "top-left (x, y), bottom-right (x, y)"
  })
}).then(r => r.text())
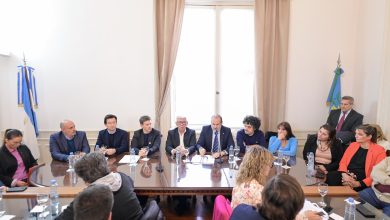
top-left (104, 114), bottom-right (117, 124)
top-left (3, 129), bottom-right (23, 145)
top-left (139, 115), bottom-right (151, 125)
top-left (277, 122), bottom-right (295, 140)
top-left (356, 124), bottom-right (377, 143)
top-left (243, 115), bottom-right (261, 131)
top-left (74, 184), bottom-right (114, 220)
top-left (75, 152), bottom-right (110, 183)
top-left (258, 175), bottom-right (305, 220)
top-left (342, 96), bottom-right (354, 104)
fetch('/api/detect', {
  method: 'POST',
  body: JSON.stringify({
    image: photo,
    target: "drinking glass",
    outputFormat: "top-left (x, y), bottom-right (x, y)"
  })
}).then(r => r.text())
top-left (184, 149), bottom-right (190, 163)
top-left (0, 190), bottom-right (4, 217)
top-left (282, 154), bottom-right (290, 166)
top-left (317, 182), bottom-right (328, 208)
top-left (142, 146), bottom-right (150, 159)
top-left (36, 193), bottom-right (49, 206)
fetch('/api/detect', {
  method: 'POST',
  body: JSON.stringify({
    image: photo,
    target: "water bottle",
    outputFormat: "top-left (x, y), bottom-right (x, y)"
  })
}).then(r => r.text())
top-left (68, 152), bottom-right (75, 171)
top-left (176, 150), bottom-right (181, 164)
top-left (95, 144), bottom-right (100, 152)
top-left (50, 179), bottom-right (60, 216)
top-left (228, 145), bottom-right (234, 164)
top-left (130, 148), bottom-right (136, 166)
top-left (306, 152), bottom-right (315, 177)
top-left (344, 197), bottom-right (356, 220)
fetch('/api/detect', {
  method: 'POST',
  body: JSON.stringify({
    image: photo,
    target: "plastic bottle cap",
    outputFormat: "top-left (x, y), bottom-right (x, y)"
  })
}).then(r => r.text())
top-left (50, 179), bottom-right (57, 184)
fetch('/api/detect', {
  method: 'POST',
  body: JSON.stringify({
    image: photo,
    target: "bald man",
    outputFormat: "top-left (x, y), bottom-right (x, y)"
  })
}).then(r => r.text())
top-left (49, 120), bottom-right (90, 161)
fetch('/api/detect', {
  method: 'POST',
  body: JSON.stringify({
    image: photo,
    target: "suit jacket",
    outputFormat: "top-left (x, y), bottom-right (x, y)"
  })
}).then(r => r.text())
top-left (302, 134), bottom-right (343, 172)
top-left (95, 128), bottom-right (129, 155)
top-left (131, 128), bottom-right (161, 156)
top-left (326, 109), bottom-right (363, 143)
top-left (49, 131), bottom-right (90, 161)
top-left (338, 142), bottom-right (386, 187)
top-left (196, 125), bottom-right (234, 153)
top-left (0, 145), bottom-right (37, 187)
top-left (165, 127), bottom-right (197, 155)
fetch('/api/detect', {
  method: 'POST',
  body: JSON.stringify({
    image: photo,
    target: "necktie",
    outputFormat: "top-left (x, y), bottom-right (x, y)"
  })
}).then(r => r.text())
top-left (336, 111), bottom-right (347, 131)
top-left (212, 131), bottom-right (219, 153)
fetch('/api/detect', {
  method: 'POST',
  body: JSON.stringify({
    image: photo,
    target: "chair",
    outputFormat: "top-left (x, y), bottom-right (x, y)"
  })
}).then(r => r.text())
top-left (140, 200), bottom-right (164, 220)
top-left (264, 131), bottom-right (277, 148)
top-left (212, 195), bottom-right (232, 220)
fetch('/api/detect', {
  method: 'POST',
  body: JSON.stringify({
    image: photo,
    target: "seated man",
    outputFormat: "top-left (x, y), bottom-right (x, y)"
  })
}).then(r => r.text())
top-left (236, 115), bottom-right (266, 153)
top-left (74, 184), bottom-right (114, 220)
top-left (131, 115), bottom-right (161, 157)
top-left (96, 114), bottom-right (129, 156)
top-left (197, 114), bottom-right (234, 158)
top-left (49, 120), bottom-right (90, 161)
top-left (326, 96), bottom-right (363, 145)
top-left (165, 116), bottom-right (197, 156)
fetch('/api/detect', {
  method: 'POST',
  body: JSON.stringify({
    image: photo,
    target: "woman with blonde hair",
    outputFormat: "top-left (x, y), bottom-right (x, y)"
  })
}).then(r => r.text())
top-left (371, 124), bottom-right (389, 150)
top-left (231, 146), bottom-right (273, 209)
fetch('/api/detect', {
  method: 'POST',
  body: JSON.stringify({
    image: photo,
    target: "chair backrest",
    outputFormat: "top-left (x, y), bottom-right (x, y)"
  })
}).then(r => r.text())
top-left (212, 195), bottom-right (232, 220)
top-left (140, 200), bottom-right (163, 220)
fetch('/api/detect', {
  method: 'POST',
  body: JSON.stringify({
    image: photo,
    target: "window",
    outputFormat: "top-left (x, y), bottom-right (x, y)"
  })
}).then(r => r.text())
top-left (171, 5), bottom-right (254, 129)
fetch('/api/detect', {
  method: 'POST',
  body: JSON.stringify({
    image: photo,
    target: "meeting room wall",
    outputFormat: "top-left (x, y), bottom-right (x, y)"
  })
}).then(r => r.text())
top-left (1, 0), bottom-right (388, 136)
top-left (286, 0), bottom-right (388, 131)
top-left (0, 0), bottom-right (156, 132)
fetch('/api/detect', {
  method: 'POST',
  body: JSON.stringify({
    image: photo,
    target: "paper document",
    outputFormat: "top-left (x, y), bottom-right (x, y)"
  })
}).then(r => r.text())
top-left (299, 199), bottom-right (328, 219)
top-left (191, 155), bottom-right (215, 165)
top-left (119, 155), bottom-right (140, 164)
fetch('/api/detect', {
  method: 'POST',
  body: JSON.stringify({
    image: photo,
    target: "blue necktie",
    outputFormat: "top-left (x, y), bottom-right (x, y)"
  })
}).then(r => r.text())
top-left (212, 131), bottom-right (219, 153)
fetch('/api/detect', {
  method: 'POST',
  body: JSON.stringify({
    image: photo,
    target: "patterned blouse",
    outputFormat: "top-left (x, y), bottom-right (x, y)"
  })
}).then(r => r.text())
top-left (231, 179), bottom-right (264, 209)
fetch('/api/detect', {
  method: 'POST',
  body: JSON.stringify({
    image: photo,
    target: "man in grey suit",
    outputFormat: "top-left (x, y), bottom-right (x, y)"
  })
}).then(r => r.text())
top-left (326, 96), bottom-right (363, 145)
top-left (165, 116), bottom-right (197, 156)
top-left (50, 120), bottom-right (90, 161)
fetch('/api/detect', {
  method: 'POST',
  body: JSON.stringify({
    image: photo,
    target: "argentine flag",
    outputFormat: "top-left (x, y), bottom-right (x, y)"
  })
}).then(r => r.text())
top-left (17, 65), bottom-right (40, 159)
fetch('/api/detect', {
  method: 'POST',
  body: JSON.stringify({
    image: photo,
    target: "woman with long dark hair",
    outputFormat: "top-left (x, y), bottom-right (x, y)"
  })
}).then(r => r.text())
top-left (303, 124), bottom-right (343, 174)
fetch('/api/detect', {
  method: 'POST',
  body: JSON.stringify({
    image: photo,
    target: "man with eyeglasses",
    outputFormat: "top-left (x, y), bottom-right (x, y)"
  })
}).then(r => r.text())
top-left (165, 116), bottom-right (197, 156)
top-left (165, 116), bottom-right (197, 214)
top-left (326, 96), bottom-right (363, 146)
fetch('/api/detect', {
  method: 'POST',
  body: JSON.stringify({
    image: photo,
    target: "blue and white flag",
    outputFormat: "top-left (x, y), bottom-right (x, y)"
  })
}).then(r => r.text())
top-left (17, 65), bottom-right (40, 158)
top-left (326, 58), bottom-right (343, 111)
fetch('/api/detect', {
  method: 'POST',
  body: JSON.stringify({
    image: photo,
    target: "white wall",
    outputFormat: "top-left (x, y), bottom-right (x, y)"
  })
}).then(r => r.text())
top-left (286, 0), bottom-right (387, 131)
top-left (1, 0), bottom-right (389, 134)
top-left (0, 0), bottom-right (156, 132)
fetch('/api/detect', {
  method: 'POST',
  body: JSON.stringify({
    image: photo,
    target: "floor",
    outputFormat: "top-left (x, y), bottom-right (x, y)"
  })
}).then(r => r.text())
top-left (158, 195), bottom-right (214, 220)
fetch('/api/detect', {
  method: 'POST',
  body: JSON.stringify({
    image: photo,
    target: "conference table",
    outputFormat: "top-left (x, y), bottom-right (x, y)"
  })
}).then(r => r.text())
top-left (3, 152), bottom-right (389, 219)
top-left (23, 152), bottom-right (357, 196)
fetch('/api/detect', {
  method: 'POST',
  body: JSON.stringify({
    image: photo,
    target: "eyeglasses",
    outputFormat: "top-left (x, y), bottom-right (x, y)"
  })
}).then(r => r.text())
top-left (176, 121), bottom-right (187, 124)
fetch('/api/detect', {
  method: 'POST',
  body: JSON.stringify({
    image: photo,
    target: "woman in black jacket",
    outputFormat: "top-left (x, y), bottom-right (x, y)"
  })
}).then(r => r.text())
top-left (303, 124), bottom-right (343, 174)
top-left (0, 129), bottom-right (37, 187)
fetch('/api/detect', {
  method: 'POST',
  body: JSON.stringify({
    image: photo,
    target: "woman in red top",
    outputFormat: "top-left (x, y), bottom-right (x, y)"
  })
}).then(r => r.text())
top-left (327, 124), bottom-right (386, 191)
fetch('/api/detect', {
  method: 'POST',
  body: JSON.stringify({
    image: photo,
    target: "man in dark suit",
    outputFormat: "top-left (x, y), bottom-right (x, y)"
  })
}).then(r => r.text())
top-left (95, 114), bottom-right (129, 156)
top-left (196, 114), bottom-right (235, 158)
top-left (165, 116), bottom-right (197, 156)
top-left (131, 115), bottom-right (161, 157)
top-left (50, 120), bottom-right (90, 161)
top-left (326, 96), bottom-right (363, 144)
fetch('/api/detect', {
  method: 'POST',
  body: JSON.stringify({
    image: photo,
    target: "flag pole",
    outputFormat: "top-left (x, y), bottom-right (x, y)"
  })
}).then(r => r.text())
top-left (22, 53), bottom-right (39, 136)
